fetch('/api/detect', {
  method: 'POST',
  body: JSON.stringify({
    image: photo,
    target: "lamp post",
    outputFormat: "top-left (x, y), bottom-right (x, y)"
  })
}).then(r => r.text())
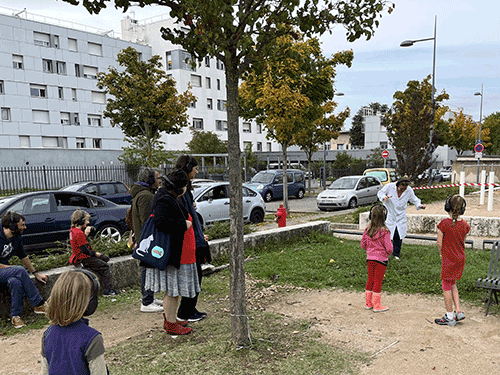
top-left (400, 15), bottom-right (437, 184)
top-left (323, 92), bottom-right (344, 189)
top-left (474, 84), bottom-right (484, 183)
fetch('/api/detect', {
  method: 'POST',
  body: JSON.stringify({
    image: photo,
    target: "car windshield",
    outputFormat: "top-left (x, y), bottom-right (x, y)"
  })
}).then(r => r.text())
top-left (328, 177), bottom-right (358, 190)
top-left (365, 171), bottom-right (387, 182)
top-left (251, 172), bottom-right (274, 184)
top-left (0, 195), bottom-right (18, 209)
top-left (60, 183), bottom-right (87, 191)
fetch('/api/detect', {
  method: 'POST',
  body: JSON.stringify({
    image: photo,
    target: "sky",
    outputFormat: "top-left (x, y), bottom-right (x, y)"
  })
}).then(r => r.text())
top-left (1, 0), bottom-right (498, 130)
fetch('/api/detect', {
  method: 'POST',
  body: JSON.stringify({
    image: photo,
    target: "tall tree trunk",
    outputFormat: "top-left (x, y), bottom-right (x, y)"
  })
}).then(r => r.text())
top-left (225, 53), bottom-right (250, 347)
top-left (282, 142), bottom-right (289, 212)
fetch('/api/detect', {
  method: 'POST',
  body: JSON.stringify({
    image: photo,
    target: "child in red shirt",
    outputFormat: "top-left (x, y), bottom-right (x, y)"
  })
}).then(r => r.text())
top-left (435, 195), bottom-right (470, 326)
top-left (69, 209), bottom-right (119, 296)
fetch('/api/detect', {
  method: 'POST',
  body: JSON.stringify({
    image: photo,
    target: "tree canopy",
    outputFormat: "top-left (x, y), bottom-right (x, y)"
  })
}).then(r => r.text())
top-left (186, 129), bottom-right (228, 155)
top-left (97, 47), bottom-right (194, 166)
top-left (385, 75), bottom-right (449, 181)
top-left (440, 109), bottom-right (489, 156)
top-left (482, 112), bottom-right (500, 155)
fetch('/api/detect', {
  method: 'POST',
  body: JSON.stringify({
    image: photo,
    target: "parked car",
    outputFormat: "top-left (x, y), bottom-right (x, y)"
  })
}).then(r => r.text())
top-left (60, 181), bottom-right (132, 205)
top-left (191, 178), bottom-right (217, 189)
top-left (317, 175), bottom-right (383, 211)
top-left (439, 166), bottom-right (452, 181)
top-left (0, 190), bottom-right (129, 251)
top-left (268, 162), bottom-right (312, 179)
top-left (192, 182), bottom-right (265, 227)
top-left (245, 169), bottom-right (306, 202)
top-left (363, 168), bottom-right (397, 186)
top-left (418, 169), bottom-right (443, 182)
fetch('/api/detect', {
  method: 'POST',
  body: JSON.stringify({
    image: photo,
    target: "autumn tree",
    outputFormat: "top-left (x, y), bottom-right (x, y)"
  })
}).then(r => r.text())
top-left (385, 75), bottom-right (449, 181)
top-left (96, 47), bottom-right (194, 167)
top-left (482, 112), bottom-right (500, 155)
top-left (240, 36), bottom-right (352, 205)
top-left (63, 0), bottom-right (394, 347)
top-left (350, 109), bottom-right (365, 148)
top-left (440, 109), bottom-right (488, 155)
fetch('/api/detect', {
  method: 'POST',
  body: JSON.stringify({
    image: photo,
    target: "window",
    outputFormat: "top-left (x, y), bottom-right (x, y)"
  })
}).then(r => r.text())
top-left (207, 98), bottom-right (213, 110)
top-left (75, 64), bottom-right (81, 77)
top-left (2, 108), bottom-right (11, 121)
top-left (181, 51), bottom-right (195, 71)
top-left (83, 66), bottom-right (98, 79)
top-left (42, 59), bottom-right (53, 73)
top-left (165, 52), bottom-right (172, 70)
top-left (216, 120), bottom-right (227, 131)
top-left (58, 87), bottom-right (64, 99)
top-left (13, 55), bottom-right (23, 69)
top-left (216, 59), bottom-right (224, 70)
top-left (257, 123), bottom-right (262, 134)
top-left (68, 38), bottom-right (78, 51)
top-left (257, 142), bottom-right (262, 151)
top-left (380, 141), bottom-right (388, 149)
top-left (72, 88), bottom-right (77, 101)
top-left (42, 136), bottom-right (67, 148)
top-left (204, 56), bottom-right (210, 67)
top-left (0, 80), bottom-right (4, 94)
top-left (193, 118), bottom-right (204, 129)
top-left (206, 77), bottom-right (211, 89)
top-left (217, 99), bottom-right (227, 111)
top-left (33, 110), bottom-right (50, 123)
top-left (243, 141), bottom-right (252, 150)
top-left (217, 79), bottom-right (221, 90)
top-left (189, 101), bottom-right (196, 108)
top-left (30, 84), bottom-right (47, 98)
top-left (91, 91), bottom-right (105, 104)
top-left (190, 74), bottom-right (202, 87)
top-left (56, 61), bottom-right (66, 75)
top-left (76, 138), bottom-right (85, 149)
top-left (72, 113), bottom-right (80, 126)
top-left (337, 144), bottom-right (345, 150)
top-left (267, 142), bottom-right (272, 152)
top-left (93, 138), bottom-right (102, 149)
top-left (243, 122), bottom-right (251, 133)
top-left (52, 35), bottom-right (59, 48)
top-left (87, 114), bottom-right (102, 127)
top-left (60, 112), bottom-right (70, 125)
top-left (33, 31), bottom-right (50, 47)
top-left (88, 42), bottom-right (103, 56)
top-left (19, 136), bottom-right (30, 148)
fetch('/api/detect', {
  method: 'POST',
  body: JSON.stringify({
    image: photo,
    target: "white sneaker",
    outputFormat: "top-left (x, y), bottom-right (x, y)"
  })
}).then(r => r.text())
top-left (153, 298), bottom-right (164, 306)
top-left (140, 303), bottom-right (163, 313)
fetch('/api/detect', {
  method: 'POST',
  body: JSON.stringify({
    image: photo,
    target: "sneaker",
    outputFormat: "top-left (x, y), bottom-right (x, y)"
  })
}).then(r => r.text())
top-left (153, 298), bottom-right (164, 306)
top-left (103, 289), bottom-right (121, 297)
top-left (455, 311), bottom-right (465, 321)
top-left (195, 310), bottom-right (207, 318)
top-left (33, 302), bottom-right (46, 314)
top-left (187, 312), bottom-right (205, 322)
top-left (394, 256), bottom-right (400, 260)
top-left (140, 303), bottom-right (164, 313)
top-left (12, 316), bottom-right (25, 329)
top-left (435, 314), bottom-right (457, 326)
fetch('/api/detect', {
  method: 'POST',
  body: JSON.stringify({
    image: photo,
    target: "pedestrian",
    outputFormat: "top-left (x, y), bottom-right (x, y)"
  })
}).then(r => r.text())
top-left (69, 209), bottom-right (119, 296)
top-left (175, 155), bottom-right (211, 323)
top-left (144, 170), bottom-right (200, 335)
top-left (41, 269), bottom-right (109, 374)
top-left (361, 204), bottom-right (393, 312)
top-left (0, 211), bottom-right (47, 328)
top-left (377, 176), bottom-right (426, 259)
top-left (130, 167), bottom-right (164, 313)
top-left (434, 194), bottom-right (470, 327)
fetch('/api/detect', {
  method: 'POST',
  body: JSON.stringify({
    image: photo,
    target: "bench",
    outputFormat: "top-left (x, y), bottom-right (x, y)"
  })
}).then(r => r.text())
top-left (476, 240), bottom-right (500, 316)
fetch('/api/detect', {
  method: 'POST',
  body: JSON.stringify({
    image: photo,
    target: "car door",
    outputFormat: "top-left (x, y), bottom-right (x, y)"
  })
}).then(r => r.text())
top-left (52, 192), bottom-right (93, 241)
top-left (7, 193), bottom-right (57, 247)
top-left (98, 183), bottom-right (118, 203)
top-left (196, 185), bottom-right (229, 225)
top-left (285, 172), bottom-right (296, 197)
top-left (242, 187), bottom-right (255, 219)
top-left (272, 173), bottom-right (284, 199)
top-left (365, 177), bottom-right (383, 204)
top-left (355, 177), bottom-right (370, 206)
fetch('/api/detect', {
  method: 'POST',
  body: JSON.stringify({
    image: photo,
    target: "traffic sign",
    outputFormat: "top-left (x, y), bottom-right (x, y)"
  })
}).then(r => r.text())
top-left (474, 143), bottom-right (484, 153)
top-left (381, 150), bottom-right (389, 159)
top-left (475, 152), bottom-right (482, 159)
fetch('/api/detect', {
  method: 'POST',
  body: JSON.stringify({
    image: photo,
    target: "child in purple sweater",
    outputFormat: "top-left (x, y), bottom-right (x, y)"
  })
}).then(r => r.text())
top-left (361, 204), bottom-right (393, 312)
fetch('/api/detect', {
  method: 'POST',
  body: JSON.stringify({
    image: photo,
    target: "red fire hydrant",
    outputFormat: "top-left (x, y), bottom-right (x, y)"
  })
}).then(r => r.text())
top-left (276, 204), bottom-right (287, 227)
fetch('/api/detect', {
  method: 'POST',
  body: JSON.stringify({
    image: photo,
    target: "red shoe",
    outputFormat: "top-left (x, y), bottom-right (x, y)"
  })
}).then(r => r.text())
top-left (164, 314), bottom-right (191, 335)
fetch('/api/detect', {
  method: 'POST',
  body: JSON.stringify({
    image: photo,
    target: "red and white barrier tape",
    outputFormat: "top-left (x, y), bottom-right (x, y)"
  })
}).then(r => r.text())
top-left (413, 182), bottom-right (500, 190)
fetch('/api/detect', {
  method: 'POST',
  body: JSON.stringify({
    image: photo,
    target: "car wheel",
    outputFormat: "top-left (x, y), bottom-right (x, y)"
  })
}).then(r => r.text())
top-left (264, 191), bottom-right (273, 202)
top-left (249, 208), bottom-right (264, 223)
top-left (98, 224), bottom-right (122, 243)
top-left (296, 189), bottom-right (305, 199)
top-left (348, 198), bottom-right (357, 209)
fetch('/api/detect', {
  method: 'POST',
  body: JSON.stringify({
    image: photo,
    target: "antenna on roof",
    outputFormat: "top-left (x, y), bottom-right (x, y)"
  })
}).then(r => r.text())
top-left (13, 8), bottom-right (27, 18)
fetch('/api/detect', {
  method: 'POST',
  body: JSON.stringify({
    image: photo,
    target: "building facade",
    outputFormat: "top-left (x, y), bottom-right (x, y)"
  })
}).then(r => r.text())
top-left (121, 14), bottom-right (278, 153)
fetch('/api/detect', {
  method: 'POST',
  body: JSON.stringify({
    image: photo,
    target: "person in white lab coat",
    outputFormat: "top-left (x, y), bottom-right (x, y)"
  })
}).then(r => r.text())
top-left (377, 177), bottom-right (426, 259)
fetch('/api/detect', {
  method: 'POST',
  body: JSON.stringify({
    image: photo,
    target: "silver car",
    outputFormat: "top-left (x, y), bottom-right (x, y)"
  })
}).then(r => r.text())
top-left (193, 182), bottom-right (266, 227)
top-left (316, 175), bottom-right (383, 211)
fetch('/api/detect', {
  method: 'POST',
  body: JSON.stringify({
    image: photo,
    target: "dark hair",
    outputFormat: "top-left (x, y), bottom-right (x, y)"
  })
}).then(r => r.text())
top-left (160, 169), bottom-right (189, 197)
top-left (137, 167), bottom-right (158, 187)
top-left (2, 211), bottom-right (25, 230)
top-left (175, 155), bottom-right (198, 190)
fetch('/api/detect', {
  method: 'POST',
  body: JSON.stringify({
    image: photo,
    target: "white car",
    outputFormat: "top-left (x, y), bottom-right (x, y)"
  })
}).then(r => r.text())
top-left (316, 175), bottom-right (383, 211)
top-left (193, 182), bottom-right (266, 227)
top-left (439, 166), bottom-right (452, 181)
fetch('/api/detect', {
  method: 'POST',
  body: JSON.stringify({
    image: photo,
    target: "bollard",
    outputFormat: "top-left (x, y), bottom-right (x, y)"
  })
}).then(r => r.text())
top-left (276, 204), bottom-right (287, 227)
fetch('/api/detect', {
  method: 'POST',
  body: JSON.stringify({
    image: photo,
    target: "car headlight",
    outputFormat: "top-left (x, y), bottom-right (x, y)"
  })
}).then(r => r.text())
top-left (257, 184), bottom-right (264, 190)
top-left (337, 193), bottom-right (347, 199)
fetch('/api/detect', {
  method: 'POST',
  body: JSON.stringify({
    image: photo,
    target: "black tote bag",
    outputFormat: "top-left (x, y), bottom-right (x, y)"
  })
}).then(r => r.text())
top-left (132, 214), bottom-right (170, 270)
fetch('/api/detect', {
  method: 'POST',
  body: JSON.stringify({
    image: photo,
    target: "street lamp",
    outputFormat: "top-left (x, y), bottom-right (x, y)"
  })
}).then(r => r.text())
top-left (400, 15), bottom-right (437, 184)
top-left (474, 84), bottom-right (484, 183)
top-left (323, 92), bottom-right (345, 189)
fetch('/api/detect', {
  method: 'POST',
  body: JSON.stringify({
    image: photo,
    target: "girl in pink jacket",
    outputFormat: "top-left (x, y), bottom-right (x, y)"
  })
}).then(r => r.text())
top-left (361, 204), bottom-right (393, 312)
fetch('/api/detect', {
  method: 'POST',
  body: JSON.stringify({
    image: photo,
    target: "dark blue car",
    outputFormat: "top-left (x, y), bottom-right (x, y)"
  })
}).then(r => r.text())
top-left (0, 190), bottom-right (129, 251)
top-left (60, 181), bottom-right (132, 205)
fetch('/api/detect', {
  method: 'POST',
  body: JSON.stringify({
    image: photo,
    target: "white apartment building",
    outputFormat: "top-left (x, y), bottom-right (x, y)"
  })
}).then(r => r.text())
top-left (0, 9), bottom-right (152, 166)
top-left (121, 14), bottom-right (278, 153)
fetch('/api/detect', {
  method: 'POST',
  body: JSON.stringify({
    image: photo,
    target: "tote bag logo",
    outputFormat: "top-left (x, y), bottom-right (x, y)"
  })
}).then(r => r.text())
top-left (151, 245), bottom-right (164, 259)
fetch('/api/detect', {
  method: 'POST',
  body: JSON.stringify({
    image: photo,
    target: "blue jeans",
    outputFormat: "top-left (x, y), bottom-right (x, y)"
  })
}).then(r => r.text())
top-left (0, 266), bottom-right (43, 317)
top-left (392, 227), bottom-right (403, 258)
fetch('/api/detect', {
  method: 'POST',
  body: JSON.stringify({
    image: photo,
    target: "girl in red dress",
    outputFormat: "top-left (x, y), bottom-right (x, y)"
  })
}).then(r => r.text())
top-left (435, 195), bottom-right (470, 326)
